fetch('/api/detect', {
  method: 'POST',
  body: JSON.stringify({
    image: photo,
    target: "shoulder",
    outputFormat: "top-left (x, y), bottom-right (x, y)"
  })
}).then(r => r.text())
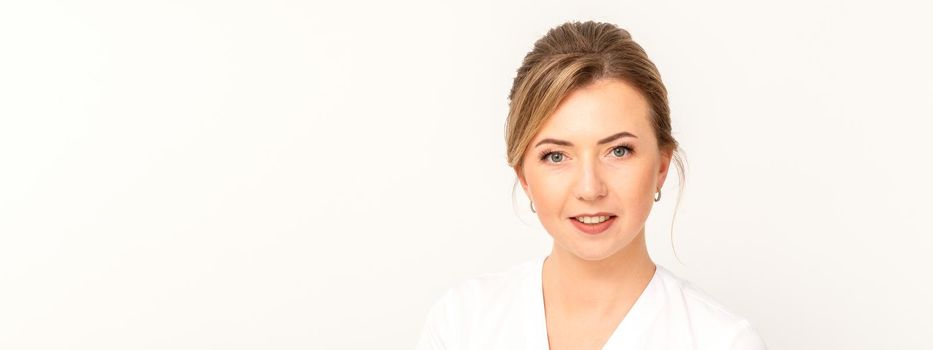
top-left (653, 266), bottom-right (769, 350)
top-left (415, 258), bottom-right (538, 349)
top-left (447, 258), bottom-right (537, 303)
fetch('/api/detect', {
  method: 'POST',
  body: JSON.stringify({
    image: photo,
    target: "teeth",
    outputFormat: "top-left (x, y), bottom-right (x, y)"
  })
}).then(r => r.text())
top-left (575, 216), bottom-right (610, 224)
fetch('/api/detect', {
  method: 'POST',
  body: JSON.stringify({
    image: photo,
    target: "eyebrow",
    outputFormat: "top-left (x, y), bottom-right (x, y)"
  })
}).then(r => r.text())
top-left (534, 131), bottom-right (638, 148)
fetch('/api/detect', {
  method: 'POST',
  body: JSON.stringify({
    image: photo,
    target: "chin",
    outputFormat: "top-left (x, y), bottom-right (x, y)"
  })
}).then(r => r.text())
top-left (561, 240), bottom-right (623, 261)
top-left (556, 227), bottom-right (641, 262)
top-left (572, 250), bottom-right (618, 261)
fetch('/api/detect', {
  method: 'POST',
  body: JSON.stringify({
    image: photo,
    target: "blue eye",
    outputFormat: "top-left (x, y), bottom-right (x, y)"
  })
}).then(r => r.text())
top-left (540, 151), bottom-right (564, 163)
top-left (539, 145), bottom-right (632, 164)
top-left (612, 146), bottom-right (631, 158)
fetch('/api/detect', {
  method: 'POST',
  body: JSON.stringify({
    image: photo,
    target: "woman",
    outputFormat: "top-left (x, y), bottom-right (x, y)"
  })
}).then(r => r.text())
top-left (416, 20), bottom-right (768, 350)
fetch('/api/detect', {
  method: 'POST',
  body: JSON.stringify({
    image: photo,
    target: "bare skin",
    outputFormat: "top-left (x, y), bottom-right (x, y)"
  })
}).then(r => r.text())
top-left (542, 230), bottom-right (656, 349)
top-left (515, 78), bottom-right (672, 349)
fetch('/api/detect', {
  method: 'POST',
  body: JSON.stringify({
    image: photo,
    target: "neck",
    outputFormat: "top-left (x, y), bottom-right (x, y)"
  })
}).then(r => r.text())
top-left (542, 229), bottom-right (656, 316)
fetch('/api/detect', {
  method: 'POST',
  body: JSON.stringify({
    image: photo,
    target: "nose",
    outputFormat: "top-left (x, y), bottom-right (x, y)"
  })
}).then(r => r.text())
top-left (574, 155), bottom-right (608, 202)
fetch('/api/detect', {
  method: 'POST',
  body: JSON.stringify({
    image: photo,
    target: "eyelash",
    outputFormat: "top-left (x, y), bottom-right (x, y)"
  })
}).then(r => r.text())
top-left (537, 144), bottom-right (634, 164)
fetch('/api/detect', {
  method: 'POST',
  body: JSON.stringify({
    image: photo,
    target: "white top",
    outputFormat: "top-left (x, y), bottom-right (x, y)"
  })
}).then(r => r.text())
top-left (415, 254), bottom-right (768, 349)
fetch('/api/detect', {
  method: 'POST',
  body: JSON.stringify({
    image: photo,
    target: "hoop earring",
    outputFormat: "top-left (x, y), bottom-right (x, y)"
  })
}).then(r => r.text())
top-left (530, 201), bottom-right (536, 213)
top-left (654, 189), bottom-right (662, 202)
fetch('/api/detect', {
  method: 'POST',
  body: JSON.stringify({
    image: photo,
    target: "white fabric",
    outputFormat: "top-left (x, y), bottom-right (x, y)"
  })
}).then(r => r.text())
top-left (416, 254), bottom-right (768, 349)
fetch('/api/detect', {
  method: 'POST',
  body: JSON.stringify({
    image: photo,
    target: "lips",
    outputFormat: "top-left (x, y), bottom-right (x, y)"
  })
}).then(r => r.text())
top-left (569, 215), bottom-right (617, 235)
top-left (570, 212), bottom-right (616, 218)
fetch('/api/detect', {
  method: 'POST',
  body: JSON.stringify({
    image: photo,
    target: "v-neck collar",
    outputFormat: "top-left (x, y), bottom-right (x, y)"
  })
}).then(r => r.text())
top-left (522, 254), bottom-right (666, 349)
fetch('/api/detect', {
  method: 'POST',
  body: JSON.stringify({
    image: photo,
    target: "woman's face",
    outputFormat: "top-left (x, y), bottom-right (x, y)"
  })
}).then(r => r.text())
top-left (515, 78), bottom-right (672, 261)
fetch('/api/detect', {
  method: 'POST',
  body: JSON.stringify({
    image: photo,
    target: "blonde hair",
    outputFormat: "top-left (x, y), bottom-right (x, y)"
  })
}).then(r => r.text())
top-left (505, 20), bottom-right (687, 259)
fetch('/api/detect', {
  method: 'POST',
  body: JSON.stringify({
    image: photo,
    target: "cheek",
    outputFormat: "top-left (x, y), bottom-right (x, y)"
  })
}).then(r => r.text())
top-left (527, 159), bottom-right (658, 211)
top-left (534, 174), bottom-right (571, 211)
top-left (609, 163), bottom-right (658, 204)
top-left (523, 167), bottom-right (571, 215)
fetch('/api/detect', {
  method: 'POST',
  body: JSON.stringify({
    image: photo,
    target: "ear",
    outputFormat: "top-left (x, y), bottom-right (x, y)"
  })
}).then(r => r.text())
top-left (514, 165), bottom-right (531, 198)
top-left (657, 148), bottom-right (673, 190)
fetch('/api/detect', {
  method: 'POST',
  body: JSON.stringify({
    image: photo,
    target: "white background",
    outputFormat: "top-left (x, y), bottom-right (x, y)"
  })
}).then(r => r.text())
top-left (1, 0), bottom-right (931, 349)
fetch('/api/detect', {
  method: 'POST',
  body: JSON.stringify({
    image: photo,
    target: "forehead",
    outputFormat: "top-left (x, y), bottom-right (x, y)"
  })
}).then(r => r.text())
top-left (535, 79), bottom-right (652, 141)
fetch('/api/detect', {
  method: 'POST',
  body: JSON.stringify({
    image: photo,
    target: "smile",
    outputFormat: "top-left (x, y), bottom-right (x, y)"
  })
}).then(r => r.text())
top-left (570, 215), bottom-right (617, 235)
top-left (574, 216), bottom-right (612, 224)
